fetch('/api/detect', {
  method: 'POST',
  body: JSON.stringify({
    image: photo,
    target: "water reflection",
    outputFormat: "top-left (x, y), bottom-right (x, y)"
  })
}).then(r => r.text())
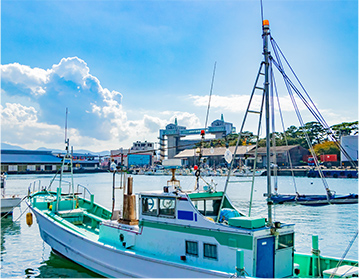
top-left (1, 215), bottom-right (21, 258)
top-left (36, 251), bottom-right (104, 278)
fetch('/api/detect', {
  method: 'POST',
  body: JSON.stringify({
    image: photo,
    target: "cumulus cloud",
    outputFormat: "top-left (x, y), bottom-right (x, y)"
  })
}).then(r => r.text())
top-left (1, 103), bottom-right (64, 147)
top-left (1, 57), bottom-right (127, 144)
top-left (1, 57), bottom-right (198, 151)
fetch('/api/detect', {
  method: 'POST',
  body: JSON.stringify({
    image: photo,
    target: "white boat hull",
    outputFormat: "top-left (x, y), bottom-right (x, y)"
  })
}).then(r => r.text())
top-left (31, 207), bottom-right (229, 278)
top-left (1, 197), bottom-right (21, 214)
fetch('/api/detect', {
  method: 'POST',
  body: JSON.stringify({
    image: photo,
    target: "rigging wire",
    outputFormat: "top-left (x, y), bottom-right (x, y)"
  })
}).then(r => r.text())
top-left (205, 62), bottom-right (217, 130)
top-left (269, 38), bottom-right (331, 199)
top-left (269, 60), bottom-right (278, 192)
top-left (270, 38), bottom-right (357, 168)
top-left (270, 61), bottom-right (299, 194)
top-left (330, 230), bottom-right (359, 279)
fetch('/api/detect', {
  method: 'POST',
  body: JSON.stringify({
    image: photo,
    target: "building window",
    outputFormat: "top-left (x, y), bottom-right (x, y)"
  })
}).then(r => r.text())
top-left (204, 243), bottom-right (217, 260)
top-left (186, 241), bottom-right (198, 256)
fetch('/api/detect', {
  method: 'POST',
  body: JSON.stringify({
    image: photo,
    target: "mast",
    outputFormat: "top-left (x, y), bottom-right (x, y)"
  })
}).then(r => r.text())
top-left (263, 19), bottom-right (273, 227)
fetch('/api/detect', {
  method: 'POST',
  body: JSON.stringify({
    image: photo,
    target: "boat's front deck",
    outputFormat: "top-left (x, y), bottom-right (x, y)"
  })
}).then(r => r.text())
top-left (31, 192), bottom-right (111, 240)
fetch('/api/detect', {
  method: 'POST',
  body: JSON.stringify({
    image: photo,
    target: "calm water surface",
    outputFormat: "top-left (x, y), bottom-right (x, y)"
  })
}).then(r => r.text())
top-left (1, 173), bottom-right (358, 277)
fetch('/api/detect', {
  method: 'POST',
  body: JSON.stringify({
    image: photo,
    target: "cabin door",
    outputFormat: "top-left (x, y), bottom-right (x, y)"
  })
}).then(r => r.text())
top-left (256, 236), bottom-right (274, 278)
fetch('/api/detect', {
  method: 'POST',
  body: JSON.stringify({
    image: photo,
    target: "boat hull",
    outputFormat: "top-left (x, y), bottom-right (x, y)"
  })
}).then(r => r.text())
top-left (30, 206), bottom-right (229, 278)
top-left (1, 197), bottom-right (22, 214)
top-left (271, 193), bottom-right (358, 205)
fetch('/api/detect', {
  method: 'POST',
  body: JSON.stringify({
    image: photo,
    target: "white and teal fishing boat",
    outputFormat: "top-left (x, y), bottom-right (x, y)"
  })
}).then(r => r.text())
top-left (27, 18), bottom-right (358, 278)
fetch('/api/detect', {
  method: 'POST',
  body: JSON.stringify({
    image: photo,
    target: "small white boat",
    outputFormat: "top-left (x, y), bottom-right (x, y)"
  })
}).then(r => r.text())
top-left (1, 173), bottom-right (21, 216)
top-left (233, 167), bottom-right (265, 177)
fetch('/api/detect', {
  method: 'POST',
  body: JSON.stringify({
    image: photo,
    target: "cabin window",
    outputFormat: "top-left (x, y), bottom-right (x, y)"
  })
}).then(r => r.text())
top-left (278, 233), bottom-right (294, 250)
top-left (142, 196), bottom-right (176, 218)
top-left (185, 241), bottom-right (198, 257)
top-left (204, 243), bottom-right (218, 260)
top-left (159, 198), bottom-right (176, 217)
top-left (142, 197), bottom-right (158, 216)
top-left (194, 199), bottom-right (221, 217)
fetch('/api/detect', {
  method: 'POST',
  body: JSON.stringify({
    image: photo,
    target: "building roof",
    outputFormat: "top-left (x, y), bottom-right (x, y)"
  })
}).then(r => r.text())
top-left (1, 149), bottom-right (63, 164)
top-left (174, 145), bottom-right (256, 159)
top-left (245, 145), bottom-right (307, 155)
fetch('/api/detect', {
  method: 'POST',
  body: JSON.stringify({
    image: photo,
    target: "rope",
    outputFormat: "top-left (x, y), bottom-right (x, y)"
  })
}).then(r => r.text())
top-left (311, 248), bottom-right (322, 277)
top-left (0, 196), bottom-right (27, 220)
top-left (330, 230), bottom-right (359, 279)
top-left (12, 199), bottom-right (30, 223)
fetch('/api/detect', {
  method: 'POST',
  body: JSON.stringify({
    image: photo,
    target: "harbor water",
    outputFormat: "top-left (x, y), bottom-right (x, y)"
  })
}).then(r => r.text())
top-left (1, 173), bottom-right (358, 278)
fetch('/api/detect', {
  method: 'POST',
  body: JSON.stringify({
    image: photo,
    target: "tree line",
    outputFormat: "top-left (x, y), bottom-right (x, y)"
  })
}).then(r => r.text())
top-left (200, 121), bottom-right (358, 156)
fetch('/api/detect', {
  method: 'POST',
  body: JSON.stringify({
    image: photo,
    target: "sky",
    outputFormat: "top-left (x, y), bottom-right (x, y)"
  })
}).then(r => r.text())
top-left (1, 0), bottom-right (358, 153)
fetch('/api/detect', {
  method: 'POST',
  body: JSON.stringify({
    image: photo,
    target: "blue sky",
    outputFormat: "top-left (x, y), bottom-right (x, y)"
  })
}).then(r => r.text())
top-left (1, 0), bottom-right (357, 152)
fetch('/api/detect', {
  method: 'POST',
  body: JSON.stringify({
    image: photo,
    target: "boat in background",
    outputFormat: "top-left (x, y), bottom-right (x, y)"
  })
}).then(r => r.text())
top-left (1, 173), bottom-right (22, 216)
top-left (233, 166), bottom-right (265, 177)
top-left (271, 192), bottom-right (358, 206)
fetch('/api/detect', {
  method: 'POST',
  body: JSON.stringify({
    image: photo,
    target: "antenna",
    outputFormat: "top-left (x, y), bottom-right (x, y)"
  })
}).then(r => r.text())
top-left (204, 61), bottom-right (217, 129)
top-left (65, 108), bottom-right (69, 151)
top-left (260, 0), bottom-right (264, 25)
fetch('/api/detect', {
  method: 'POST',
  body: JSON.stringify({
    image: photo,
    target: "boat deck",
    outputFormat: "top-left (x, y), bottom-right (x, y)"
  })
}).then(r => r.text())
top-left (43, 209), bottom-right (102, 241)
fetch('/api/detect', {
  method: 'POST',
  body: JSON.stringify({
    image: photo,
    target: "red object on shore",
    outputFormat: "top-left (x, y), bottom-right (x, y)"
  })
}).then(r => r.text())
top-left (320, 154), bottom-right (337, 162)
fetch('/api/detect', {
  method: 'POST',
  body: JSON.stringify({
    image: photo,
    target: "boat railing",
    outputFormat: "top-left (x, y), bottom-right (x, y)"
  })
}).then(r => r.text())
top-left (75, 183), bottom-right (92, 200)
top-left (28, 180), bottom-right (44, 194)
top-left (50, 180), bottom-right (93, 200)
top-left (28, 180), bottom-right (92, 201)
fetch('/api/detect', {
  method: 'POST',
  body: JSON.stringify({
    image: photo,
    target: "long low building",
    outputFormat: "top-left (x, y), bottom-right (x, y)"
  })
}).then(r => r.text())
top-left (1, 149), bottom-right (63, 173)
top-left (245, 145), bottom-right (310, 167)
top-left (175, 144), bottom-right (312, 168)
top-left (175, 145), bottom-right (256, 167)
top-left (1, 149), bottom-right (103, 174)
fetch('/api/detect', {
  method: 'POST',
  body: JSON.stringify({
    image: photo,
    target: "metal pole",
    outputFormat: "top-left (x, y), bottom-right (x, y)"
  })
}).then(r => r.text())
top-left (263, 19), bottom-right (273, 227)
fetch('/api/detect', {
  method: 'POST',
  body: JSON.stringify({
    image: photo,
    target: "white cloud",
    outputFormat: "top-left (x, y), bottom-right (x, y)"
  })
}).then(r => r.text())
top-left (189, 94), bottom-right (308, 113)
top-left (169, 112), bottom-right (201, 128)
top-left (1, 103), bottom-right (64, 148)
top-left (1, 58), bottom-right (199, 151)
top-left (1, 63), bottom-right (49, 96)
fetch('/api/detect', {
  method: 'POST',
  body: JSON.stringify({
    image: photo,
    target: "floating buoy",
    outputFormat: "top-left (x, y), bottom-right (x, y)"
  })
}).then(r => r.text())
top-left (26, 212), bottom-right (33, 227)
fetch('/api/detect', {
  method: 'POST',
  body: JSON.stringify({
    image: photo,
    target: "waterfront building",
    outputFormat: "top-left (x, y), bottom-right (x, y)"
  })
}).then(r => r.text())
top-left (53, 152), bottom-right (100, 171)
top-left (1, 149), bottom-right (62, 173)
top-left (340, 135), bottom-right (358, 166)
top-left (159, 115), bottom-right (235, 160)
top-left (245, 145), bottom-right (310, 167)
top-left (111, 141), bottom-right (155, 168)
top-left (175, 146), bottom-right (256, 167)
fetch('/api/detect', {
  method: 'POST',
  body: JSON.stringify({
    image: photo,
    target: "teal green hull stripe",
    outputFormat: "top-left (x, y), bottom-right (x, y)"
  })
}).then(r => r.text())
top-left (141, 220), bottom-right (253, 250)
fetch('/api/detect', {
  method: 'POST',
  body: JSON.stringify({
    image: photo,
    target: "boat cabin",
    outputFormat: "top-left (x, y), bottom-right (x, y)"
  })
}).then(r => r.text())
top-left (130, 186), bottom-right (296, 277)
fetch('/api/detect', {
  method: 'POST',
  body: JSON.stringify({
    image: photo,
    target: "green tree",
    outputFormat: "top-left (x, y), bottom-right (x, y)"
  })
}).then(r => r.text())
top-left (313, 141), bottom-right (340, 156)
top-left (331, 121), bottom-right (358, 138)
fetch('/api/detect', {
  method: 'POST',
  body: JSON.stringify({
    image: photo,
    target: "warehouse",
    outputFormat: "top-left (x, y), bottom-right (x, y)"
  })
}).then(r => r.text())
top-left (1, 150), bottom-right (63, 174)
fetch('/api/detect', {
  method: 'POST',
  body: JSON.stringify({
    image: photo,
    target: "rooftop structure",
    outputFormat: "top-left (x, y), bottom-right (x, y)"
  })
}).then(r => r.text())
top-left (159, 114), bottom-right (235, 160)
